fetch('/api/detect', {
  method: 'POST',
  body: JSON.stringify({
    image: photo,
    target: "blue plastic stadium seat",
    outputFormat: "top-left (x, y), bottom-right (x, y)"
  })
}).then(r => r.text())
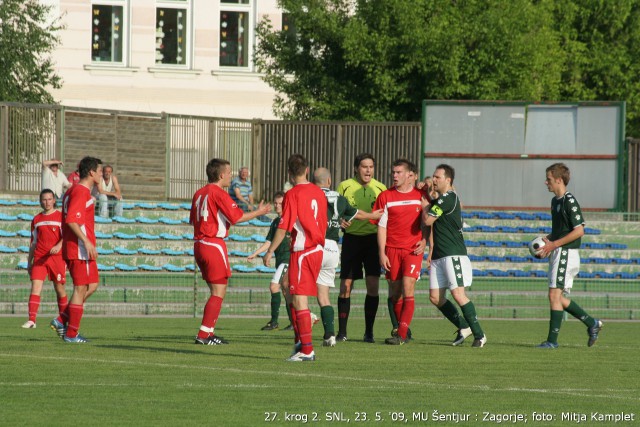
top-left (19, 200), bottom-right (39, 206)
top-left (608, 243), bottom-right (627, 249)
top-left (0, 213), bottom-right (18, 221)
top-left (121, 203), bottom-right (135, 210)
top-left (17, 213), bottom-right (34, 221)
top-left (613, 258), bottom-right (632, 264)
top-left (477, 226), bottom-right (498, 232)
top-left (461, 212), bottom-right (474, 219)
top-left (181, 217), bottom-right (190, 224)
top-left (95, 231), bottom-right (113, 239)
top-left (137, 233), bottom-right (161, 240)
top-left (578, 272), bottom-right (596, 279)
top-left (479, 240), bottom-right (502, 247)
top-left (506, 256), bottom-right (529, 262)
top-left (487, 256), bottom-right (506, 262)
top-left (498, 226), bottom-right (519, 233)
top-left (136, 202), bottom-right (157, 209)
top-left (589, 243), bottom-right (607, 249)
top-left (257, 265), bottom-right (276, 273)
top-left (17, 230), bottom-right (31, 237)
top-left (0, 230), bottom-right (18, 237)
top-left (234, 222), bottom-right (249, 226)
top-left (17, 261), bottom-right (29, 269)
top-left (518, 226), bottom-right (538, 233)
top-left (0, 245), bottom-right (18, 253)
top-left (139, 264), bottom-right (163, 271)
top-left (136, 216), bottom-right (159, 224)
top-left (486, 269), bottom-right (509, 277)
top-left (591, 257), bottom-right (609, 264)
top-left (504, 241), bottom-right (523, 248)
top-left (185, 264), bottom-right (196, 271)
top-left (182, 233), bottom-right (194, 240)
top-left (163, 264), bottom-right (186, 272)
top-left (515, 212), bottom-right (536, 221)
top-left (476, 212), bottom-right (495, 219)
top-left (249, 219), bottom-right (272, 227)
top-left (468, 255), bottom-right (485, 262)
top-left (250, 234), bottom-right (267, 243)
top-left (17, 245), bottom-right (31, 253)
top-left (464, 240), bottom-right (480, 247)
top-left (97, 263), bottom-right (117, 271)
top-left (618, 272), bottom-right (638, 279)
top-left (115, 263), bottom-right (139, 271)
top-left (161, 249), bottom-right (185, 256)
top-left (159, 217), bottom-right (182, 225)
top-left (139, 248), bottom-right (162, 255)
top-left (113, 216), bottom-right (136, 224)
top-left (185, 248), bottom-right (194, 256)
top-left (535, 213), bottom-right (552, 221)
top-left (463, 226), bottom-right (479, 232)
top-left (0, 200), bottom-right (18, 206)
top-left (472, 269), bottom-right (488, 277)
top-left (159, 233), bottom-right (183, 241)
top-left (580, 257), bottom-right (592, 264)
top-left (115, 247), bottom-right (138, 255)
top-left (229, 250), bottom-right (252, 257)
top-left (97, 248), bottom-right (115, 255)
top-left (532, 270), bottom-right (547, 277)
top-left (159, 203), bottom-right (180, 210)
top-left (584, 227), bottom-right (601, 235)
top-left (113, 232), bottom-right (137, 240)
top-left (95, 216), bottom-right (112, 224)
top-left (495, 212), bottom-right (516, 220)
top-left (530, 256), bottom-right (547, 264)
top-left (228, 234), bottom-right (252, 242)
top-left (594, 271), bottom-right (615, 279)
top-left (537, 226), bottom-right (552, 234)
top-left (180, 203), bottom-right (191, 210)
top-left (232, 264), bottom-right (257, 273)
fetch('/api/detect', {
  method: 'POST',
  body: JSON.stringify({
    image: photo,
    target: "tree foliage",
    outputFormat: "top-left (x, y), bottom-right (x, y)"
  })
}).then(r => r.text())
top-left (0, 0), bottom-right (63, 104)
top-left (255, 0), bottom-right (640, 136)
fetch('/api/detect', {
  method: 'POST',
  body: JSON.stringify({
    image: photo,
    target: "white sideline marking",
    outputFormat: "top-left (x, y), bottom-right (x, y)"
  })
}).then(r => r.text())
top-left (0, 353), bottom-right (637, 401)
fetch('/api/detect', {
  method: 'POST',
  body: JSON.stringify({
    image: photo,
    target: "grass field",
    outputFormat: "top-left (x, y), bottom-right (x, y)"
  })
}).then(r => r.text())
top-left (1, 317), bottom-right (638, 426)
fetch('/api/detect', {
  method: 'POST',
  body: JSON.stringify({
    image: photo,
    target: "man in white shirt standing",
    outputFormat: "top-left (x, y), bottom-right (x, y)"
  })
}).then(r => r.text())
top-left (41, 159), bottom-right (70, 200)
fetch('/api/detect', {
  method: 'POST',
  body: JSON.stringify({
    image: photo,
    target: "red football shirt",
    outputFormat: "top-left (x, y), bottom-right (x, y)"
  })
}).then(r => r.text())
top-left (31, 210), bottom-right (63, 259)
top-left (68, 171), bottom-right (80, 188)
top-left (373, 187), bottom-right (423, 250)
top-left (279, 182), bottom-right (327, 252)
top-left (190, 183), bottom-right (244, 242)
top-left (62, 184), bottom-right (96, 260)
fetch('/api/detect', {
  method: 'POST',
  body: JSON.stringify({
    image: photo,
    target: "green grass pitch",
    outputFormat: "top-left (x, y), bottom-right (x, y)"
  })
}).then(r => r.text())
top-left (1, 317), bottom-right (638, 426)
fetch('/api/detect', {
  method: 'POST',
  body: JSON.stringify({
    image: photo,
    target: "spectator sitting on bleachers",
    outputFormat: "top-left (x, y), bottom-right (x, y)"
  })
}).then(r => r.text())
top-left (229, 166), bottom-right (255, 212)
top-left (92, 164), bottom-right (124, 218)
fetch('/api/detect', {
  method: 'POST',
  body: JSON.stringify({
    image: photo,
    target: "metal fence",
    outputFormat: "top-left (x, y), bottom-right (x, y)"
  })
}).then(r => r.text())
top-left (629, 138), bottom-right (640, 213)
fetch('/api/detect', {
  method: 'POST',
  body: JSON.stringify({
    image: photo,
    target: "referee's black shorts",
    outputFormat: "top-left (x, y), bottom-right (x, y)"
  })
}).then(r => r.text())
top-left (339, 233), bottom-right (381, 281)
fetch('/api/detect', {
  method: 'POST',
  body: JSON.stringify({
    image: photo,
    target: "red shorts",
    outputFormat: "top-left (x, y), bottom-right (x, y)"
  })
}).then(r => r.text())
top-left (288, 245), bottom-right (323, 296)
top-left (194, 240), bottom-right (230, 285)
top-left (30, 255), bottom-right (66, 284)
top-left (384, 247), bottom-right (422, 281)
top-left (66, 259), bottom-right (99, 286)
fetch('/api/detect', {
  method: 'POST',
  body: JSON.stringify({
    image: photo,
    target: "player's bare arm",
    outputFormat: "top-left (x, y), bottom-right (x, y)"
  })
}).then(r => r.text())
top-left (238, 200), bottom-right (271, 223)
top-left (377, 226), bottom-right (391, 272)
top-left (263, 228), bottom-right (287, 267)
top-left (354, 208), bottom-right (383, 221)
top-left (248, 241), bottom-right (270, 260)
top-left (540, 225), bottom-right (585, 258)
top-left (49, 239), bottom-right (62, 255)
top-left (67, 222), bottom-right (97, 260)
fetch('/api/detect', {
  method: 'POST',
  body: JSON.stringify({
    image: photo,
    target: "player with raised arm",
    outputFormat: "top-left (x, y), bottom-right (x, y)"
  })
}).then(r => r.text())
top-left (535, 163), bottom-right (602, 349)
top-left (190, 158), bottom-right (272, 345)
top-left (423, 164), bottom-right (486, 347)
top-left (264, 154), bottom-right (327, 361)
top-left (22, 189), bottom-right (67, 329)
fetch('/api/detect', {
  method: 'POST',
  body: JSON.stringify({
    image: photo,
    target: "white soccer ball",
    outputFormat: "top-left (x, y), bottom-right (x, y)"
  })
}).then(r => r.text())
top-left (528, 236), bottom-right (547, 258)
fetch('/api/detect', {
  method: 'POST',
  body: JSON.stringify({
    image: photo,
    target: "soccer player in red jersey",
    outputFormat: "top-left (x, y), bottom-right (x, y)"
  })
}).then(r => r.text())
top-left (372, 159), bottom-right (427, 345)
top-left (264, 154), bottom-right (327, 361)
top-left (50, 156), bottom-right (102, 343)
top-left (22, 189), bottom-right (67, 329)
top-left (191, 158), bottom-right (272, 345)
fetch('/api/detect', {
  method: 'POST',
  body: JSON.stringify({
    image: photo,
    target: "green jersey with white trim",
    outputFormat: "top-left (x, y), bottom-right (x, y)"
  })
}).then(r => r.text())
top-left (550, 192), bottom-right (584, 249)
top-left (266, 216), bottom-right (290, 266)
top-left (428, 190), bottom-right (467, 260)
top-left (322, 188), bottom-right (358, 242)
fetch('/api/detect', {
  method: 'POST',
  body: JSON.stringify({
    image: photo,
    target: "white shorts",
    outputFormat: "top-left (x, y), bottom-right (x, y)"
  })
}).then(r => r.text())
top-left (317, 240), bottom-right (339, 287)
top-left (429, 255), bottom-right (473, 290)
top-left (548, 247), bottom-right (580, 293)
top-left (270, 263), bottom-right (288, 285)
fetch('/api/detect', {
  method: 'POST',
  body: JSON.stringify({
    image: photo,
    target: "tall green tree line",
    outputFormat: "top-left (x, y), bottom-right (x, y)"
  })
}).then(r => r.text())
top-left (255, 0), bottom-right (640, 136)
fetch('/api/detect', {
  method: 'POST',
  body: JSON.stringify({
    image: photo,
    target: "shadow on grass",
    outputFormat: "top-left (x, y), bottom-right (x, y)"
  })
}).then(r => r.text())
top-left (96, 343), bottom-right (272, 359)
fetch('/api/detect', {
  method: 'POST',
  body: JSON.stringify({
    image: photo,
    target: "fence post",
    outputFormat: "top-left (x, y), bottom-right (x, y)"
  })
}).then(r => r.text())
top-left (0, 105), bottom-right (8, 192)
top-left (334, 123), bottom-right (343, 185)
top-left (252, 120), bottom-right (263, 200)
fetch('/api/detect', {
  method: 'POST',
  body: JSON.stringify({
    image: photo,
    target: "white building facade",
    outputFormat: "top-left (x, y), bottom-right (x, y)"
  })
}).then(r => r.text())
top-left (49, 0), bottom-right (283, 119)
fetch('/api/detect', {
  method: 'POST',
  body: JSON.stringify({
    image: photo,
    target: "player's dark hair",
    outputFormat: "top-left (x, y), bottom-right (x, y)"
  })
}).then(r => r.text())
top-left (436, 163), bottom-right (455, 184)
top-left (78, 156), bottom-right (103, 179)
top-left (273, 191), bottom-right (285, 200)
top-left (353, 153), bottom-right (375, 172)
top-left (287, 154), bottom-right (308, 177)
top-left (546, 163), bottom-right (570, 185)
top-left (392, 158), bottom-right (417, 174)
top-left (39, 188), bottom-right (56, 207)
top-left (206, 158), bottom-right (230, 183)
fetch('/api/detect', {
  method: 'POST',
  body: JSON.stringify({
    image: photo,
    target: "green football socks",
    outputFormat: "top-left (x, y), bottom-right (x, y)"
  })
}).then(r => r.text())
top-left (547, 310), bottom-right (564, 344)
top-left (438, 299), bottom-right (470, 329)
top-left (460, 301), bottom-right (484, 339)
top-left (565, 300), bottom-right (596, 328)
top-left (320, 305), bottom-right (335, 339)
top-left (269, 292), bottom-right (281, 324)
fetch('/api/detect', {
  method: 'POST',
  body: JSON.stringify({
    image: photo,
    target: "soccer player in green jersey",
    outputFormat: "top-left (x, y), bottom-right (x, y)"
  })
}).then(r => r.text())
top-left (336, 153), bottom-right (387, 342)
top-left (423, 164), bottom-right (487, 347)
top-left (248, 192), bottom-right (293, 331)
top-left (313, 168), bottom-right (383, 346)
top-left (535, 163), bottom-right (603, 349)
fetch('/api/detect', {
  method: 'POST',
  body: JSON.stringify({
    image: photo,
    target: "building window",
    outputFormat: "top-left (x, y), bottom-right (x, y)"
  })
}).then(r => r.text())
top-left (155, 2), bottom-right (190, 66)
top-left (219, 1), bottom-right (253, 68)
top-left (91, 2), bottom-right (127, 63)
